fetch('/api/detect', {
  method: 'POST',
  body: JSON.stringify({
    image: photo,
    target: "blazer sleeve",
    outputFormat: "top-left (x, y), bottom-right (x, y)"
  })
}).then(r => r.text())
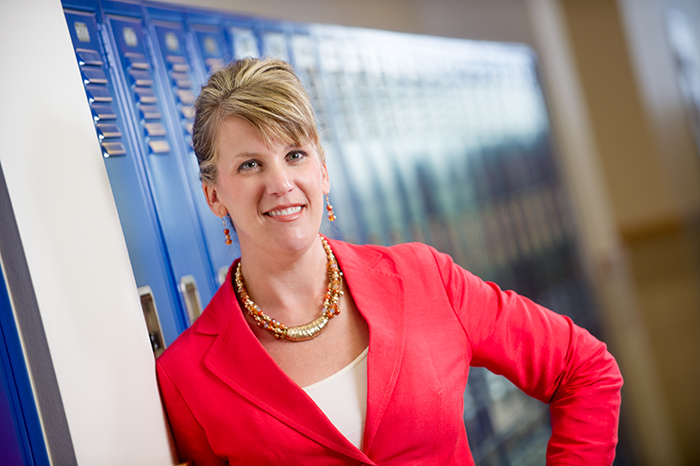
top-left (428, 245), bottom-right (623, 465)
top-left (156, 361), bottom-right (228, 466)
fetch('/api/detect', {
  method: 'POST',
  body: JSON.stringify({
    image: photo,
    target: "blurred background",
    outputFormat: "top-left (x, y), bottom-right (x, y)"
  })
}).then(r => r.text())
top-left (0, 0), bottom-right (698, 465)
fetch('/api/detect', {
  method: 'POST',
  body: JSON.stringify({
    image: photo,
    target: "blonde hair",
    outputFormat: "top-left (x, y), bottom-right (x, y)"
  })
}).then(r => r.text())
top-left (192, 57), bottom-right (323, 185)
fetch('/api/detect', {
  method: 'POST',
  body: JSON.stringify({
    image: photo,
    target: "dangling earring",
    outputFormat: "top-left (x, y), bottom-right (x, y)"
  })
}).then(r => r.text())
top-left (222, 217), bottom-right (232, 245)
top-left (325, 194), bottom-right (336, 222)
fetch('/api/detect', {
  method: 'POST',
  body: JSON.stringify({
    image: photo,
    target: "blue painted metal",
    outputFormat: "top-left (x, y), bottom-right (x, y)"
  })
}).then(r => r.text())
top-left (63, 6), bottom-right (186, 345)
top-left (0, 266), bottom-right (49, 466)
top-left (98, 3), bottom-right (219, 315)
top-left (143, 4), bottom-right (241, 286)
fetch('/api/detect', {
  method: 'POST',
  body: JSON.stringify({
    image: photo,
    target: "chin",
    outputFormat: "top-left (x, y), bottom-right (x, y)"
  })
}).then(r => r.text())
top-left (266, 226), bottom-right (321, 256)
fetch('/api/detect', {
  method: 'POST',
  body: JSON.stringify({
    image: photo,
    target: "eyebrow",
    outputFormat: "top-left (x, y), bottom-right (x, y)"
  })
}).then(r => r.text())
top-left (231, 144), bottom-right (304, 160)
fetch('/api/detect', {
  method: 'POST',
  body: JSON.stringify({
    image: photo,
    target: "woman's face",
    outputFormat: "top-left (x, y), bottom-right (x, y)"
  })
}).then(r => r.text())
top-left (203, 116), bottom-right (329, 259)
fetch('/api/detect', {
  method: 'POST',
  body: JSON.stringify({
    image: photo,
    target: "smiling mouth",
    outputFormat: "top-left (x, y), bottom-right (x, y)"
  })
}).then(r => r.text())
top-left (266, 206), bottom-right (303, 217)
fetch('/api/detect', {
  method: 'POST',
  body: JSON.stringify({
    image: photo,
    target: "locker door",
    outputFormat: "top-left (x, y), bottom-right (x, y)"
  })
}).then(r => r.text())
top-left (0, 264), bottom-right (49, 466)
top-left (315, 28), bottom-right (375, 244)
top-left (144, 5), bottom-right (240, 287)
top-left (185, 11), bottom-right (231, 78)
top-left (223, 18), bottom-right (261, 60)
top-left (257, 20), bottom-right (291, 62)
top-left (63, 7), bottom-right (186, 347)
top-left (289, 28), bottom-right (356, 242)
top-left (99, 0), bottom-right (218, 319)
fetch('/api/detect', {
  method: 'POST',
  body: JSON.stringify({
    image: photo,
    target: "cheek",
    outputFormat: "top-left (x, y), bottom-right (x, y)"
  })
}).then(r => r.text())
top-left (219, 181), bottom-right (253, 213)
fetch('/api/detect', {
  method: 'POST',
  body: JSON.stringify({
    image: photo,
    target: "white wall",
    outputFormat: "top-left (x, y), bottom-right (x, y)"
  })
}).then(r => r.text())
top-left (0, 0), bottom-right (175, 464)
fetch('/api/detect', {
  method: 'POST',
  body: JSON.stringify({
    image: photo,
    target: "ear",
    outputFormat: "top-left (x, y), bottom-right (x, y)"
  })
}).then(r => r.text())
top-left (202, 182), bottom-right (227, 218)
top-left (321, 162), bottom-right (330, 195)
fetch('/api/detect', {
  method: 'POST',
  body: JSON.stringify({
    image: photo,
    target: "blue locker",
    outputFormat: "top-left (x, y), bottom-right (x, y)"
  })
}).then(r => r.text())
top-left (222, 16), bottom-right (262, 60)
top-left (143, 4), bottom-right (241, 286)
top-left (0, 265), bottom-right (49, 465)
top-left (184, 8), bottom-right (232, 78)
top-left (312, 29), bottom-right (373, 244)
top-left (257, 19), bottom-right (292, 62)
top-left (62, 6), bottom-right (187, 348)
top-left (98, 0), bottom-right (218, 322)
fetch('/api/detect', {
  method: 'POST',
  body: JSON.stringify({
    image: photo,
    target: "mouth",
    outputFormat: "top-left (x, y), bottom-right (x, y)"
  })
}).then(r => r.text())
top-left (265, 205), bottom-right (303, 217)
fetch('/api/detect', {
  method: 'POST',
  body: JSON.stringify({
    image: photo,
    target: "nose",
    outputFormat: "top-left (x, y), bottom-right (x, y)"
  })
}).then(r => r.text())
top-left (265, 163), bottom-right (294, 196)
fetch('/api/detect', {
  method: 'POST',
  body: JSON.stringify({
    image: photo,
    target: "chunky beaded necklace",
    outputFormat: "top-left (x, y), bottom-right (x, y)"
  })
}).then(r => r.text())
top-left (234, 235), bottom-right (343, 342)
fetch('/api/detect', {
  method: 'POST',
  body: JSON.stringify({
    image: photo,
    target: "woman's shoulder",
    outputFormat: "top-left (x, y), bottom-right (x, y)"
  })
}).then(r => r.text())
top-left (331, 238), bottom-right (439, 257)
top-left (156, 322), bottom-right (210, 371)
top-left (328, 238), bottom-right (444, 273)
top-left (329, 238), bottom-right (436, 256)
top-left (156, 288), bottom-right (229, 372)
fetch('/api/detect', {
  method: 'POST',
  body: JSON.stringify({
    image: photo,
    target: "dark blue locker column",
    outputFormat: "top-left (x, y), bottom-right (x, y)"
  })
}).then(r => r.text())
top-left (144, 5), bottom-right (240, 287)
top-left (0, 265), bottom-right (49, 466)
top-left (63, 7), bottom-right (186, 348)
top-left (0, 362), bottom-right (26, 465)
top-left (99, 1), bottom-right (218, 323)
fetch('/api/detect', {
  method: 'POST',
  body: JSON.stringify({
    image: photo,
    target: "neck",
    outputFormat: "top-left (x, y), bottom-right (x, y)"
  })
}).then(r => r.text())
top-left (237, 235), bottom-right (329, 324)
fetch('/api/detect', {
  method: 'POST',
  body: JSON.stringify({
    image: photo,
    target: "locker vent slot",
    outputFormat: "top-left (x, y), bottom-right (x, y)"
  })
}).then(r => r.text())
top-left (128, 69), bottom-right (153, 87)
top-left (139, 105), bottom-right (162, 120)
top-left (148, 140), bottom-right (170, 154)
top-left (174, 89), bottom-right (195, 105)
top-left (81, 67), bottom-right (108, 85)
top-left (134, 87), bottom-right (157, 104)
top-left (170, 72), bottom-right (192, 88)
top-left (180, 106), bottom-right (195, 119)
top-left (144, 122), bottom-right (167, 137)
top-left (96, 123), bottom-right (121, 139)
top-left (91, 103), bottom-right (117, 120)
top-left (86, 85), bottom-right (112, 102)
top-left (171, 63), bottom-right (190, 73)
top-left (166, 55), bottom-right (186, 64)
top-left (125, 53), bottom-right (149, 70)
top-left (101, 141), bottom-right (126, 157)
top-left (76, 48), bottom-right (103, 66)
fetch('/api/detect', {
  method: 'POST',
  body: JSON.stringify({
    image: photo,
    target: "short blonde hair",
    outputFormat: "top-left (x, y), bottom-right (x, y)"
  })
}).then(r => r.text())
top-left (192, 57), bottom-right (323, 185)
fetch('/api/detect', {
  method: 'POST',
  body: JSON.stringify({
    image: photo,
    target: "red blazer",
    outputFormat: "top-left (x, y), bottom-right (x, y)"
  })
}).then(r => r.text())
top-left (157, 240), bottom-right (622, 465)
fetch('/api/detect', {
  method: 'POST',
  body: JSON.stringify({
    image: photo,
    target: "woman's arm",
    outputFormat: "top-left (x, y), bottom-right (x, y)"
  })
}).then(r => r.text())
top-left (429, 246), bottom-right (623, 464)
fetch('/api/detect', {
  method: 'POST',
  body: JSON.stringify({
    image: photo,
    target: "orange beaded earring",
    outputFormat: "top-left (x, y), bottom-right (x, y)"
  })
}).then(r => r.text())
top-left (326, 195), bottom-right (336, 222)
top-left (222, 217), bottom-right (232, 245)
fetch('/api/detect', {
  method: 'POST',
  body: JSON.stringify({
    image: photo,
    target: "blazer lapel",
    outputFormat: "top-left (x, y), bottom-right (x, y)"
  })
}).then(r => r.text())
top-left (329, 240), bottom-right (406, 453)
top-left (197, 241), bottom-right (407, 460)
top-left (198, 262), bottom-right (370, 463)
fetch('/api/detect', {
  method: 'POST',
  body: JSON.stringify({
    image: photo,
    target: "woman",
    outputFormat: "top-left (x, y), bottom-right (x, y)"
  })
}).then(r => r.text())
top-left (156, 58), bottom-right (622, 466)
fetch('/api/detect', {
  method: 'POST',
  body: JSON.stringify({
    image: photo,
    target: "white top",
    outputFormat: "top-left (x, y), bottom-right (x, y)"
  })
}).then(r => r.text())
top-left (303, 347), bottom-right (369, 449)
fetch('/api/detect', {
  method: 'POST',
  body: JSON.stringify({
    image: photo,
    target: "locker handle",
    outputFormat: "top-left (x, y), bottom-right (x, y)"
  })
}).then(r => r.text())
top-left (217, 266), bottom-right (229, 287)
top-left (180, 275), bottom-right (203, 326)
top-left (138, 286), bottom-right (166, 358)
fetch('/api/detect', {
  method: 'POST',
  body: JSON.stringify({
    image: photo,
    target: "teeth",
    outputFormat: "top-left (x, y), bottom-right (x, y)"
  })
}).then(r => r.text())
top-left (267, 206), bottom-right (302, 217)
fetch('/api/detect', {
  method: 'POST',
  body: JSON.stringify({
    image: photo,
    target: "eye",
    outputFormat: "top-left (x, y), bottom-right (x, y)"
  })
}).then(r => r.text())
top-left (287, 150), bottom-right (306, 162)
top-left (238, 159), bottom-right (260, 172)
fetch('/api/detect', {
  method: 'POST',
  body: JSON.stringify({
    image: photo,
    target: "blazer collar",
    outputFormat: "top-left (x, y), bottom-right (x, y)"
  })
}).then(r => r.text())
top-left (196, 240), bottom-right (405, 460)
